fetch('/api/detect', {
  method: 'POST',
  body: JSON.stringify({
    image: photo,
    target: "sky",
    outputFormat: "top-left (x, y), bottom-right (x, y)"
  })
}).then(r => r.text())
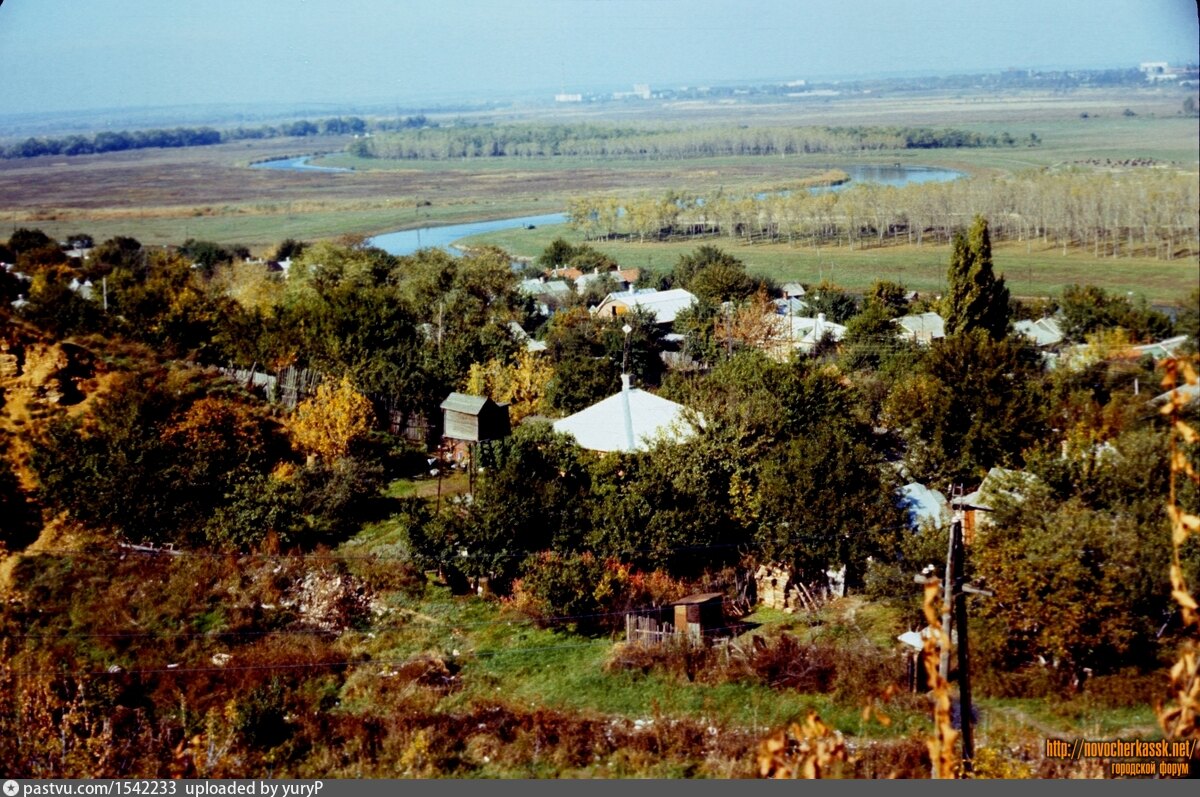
top-left (0, 0), bottom-right (1196, 115)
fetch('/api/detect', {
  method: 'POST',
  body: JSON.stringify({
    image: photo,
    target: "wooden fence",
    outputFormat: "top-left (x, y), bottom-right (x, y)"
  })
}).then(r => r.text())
top-left (624, 614), bottom-right (704, 647)
top-left (218, 364), bottom-right (433, 443)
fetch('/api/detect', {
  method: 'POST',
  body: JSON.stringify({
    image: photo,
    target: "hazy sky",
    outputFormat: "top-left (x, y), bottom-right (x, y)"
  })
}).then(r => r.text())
top-left (0, 0), bottom-right (1196, 115)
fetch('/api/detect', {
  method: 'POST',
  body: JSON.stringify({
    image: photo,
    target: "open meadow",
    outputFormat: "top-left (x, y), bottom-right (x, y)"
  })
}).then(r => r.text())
top-left (2, 88), bottom-right (1196, 263)
top-left (460, 224), bottom-right (1200, 305)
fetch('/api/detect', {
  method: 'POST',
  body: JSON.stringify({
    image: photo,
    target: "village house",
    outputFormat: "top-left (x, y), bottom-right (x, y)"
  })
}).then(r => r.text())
top-left (894, 311), bottom-right (946, 345)
top-left (592, 287), bottom-right (698, 328)
top-left (1014, 316), bottom-right (1065, 347)
top-left (552, 374), bottom-right (700, 453)
top-left (772, 312), bottom-right (847, 357)
top-left (952, 466), bottom-right (1037, 543)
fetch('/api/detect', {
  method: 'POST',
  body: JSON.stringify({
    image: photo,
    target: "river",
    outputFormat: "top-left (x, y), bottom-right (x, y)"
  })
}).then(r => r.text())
top-left (249, 157), bottom-right (961, 256)
top-left (367, 213), bottom-right (569, 257)
top-left (250, 155), bottom-right (353, 173)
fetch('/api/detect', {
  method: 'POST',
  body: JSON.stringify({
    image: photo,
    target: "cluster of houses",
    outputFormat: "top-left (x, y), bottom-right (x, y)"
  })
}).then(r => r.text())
top-left (448, 257), bottom-right (1198, 637)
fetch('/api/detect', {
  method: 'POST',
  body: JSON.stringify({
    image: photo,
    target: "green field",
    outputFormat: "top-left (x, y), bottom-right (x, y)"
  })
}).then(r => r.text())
top-left (320, 114), bottom-right (1200, 177)
top-left (459, 223), bottom-right (1200, 305)
top-left (2, 89), bottom-right (1196, 284)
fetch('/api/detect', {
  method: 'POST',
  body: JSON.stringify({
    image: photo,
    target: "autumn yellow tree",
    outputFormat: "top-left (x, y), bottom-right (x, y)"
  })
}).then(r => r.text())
top-left (715, 289), bottom-right (791, 359)
top-left (289, 376), bottom-right (374, 461)
top-left (464, 349), bottom-right (553, 422)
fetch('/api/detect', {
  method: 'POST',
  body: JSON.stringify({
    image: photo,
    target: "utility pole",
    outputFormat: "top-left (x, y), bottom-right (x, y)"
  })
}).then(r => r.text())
top-left (939, 489), bottom-right (993, 776)
top-left (939, 487), bottom-right (958, 683)
top-left (951, 516), bottom-right (975, 774)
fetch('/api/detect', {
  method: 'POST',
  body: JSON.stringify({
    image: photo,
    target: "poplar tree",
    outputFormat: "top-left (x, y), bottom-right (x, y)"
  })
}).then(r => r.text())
top-left (943, 215), bottom-right (1010, 340)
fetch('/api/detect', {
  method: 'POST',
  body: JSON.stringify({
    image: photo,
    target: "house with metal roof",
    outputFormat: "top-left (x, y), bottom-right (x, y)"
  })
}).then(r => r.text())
top-left (518, 277), bottom-right (572, 299)
top-left (1014, 317), bottom-right (1065, 347)
top-left (592, 288), bottom-right (698, 327)
top-left (897, 482), bottom-right (952, 530)
top-left (894, 312), bottom-right (946, 345)
top-left (552, 375), bottom-right (700, 453)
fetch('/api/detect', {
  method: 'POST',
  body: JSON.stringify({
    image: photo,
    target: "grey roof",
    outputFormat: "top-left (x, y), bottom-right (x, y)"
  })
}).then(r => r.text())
top-left (518, 278), bottom-right (572, 297)
top-left (440, 392), bottom-right (490, 415)
top-left (552, 385), bottom-right (700, 452)
top-left (1151, 382), bottom-right (1199, 406)
top-left (894, 312), bottom-right (945, 343)
top-left (955, 467), bottom-right (1037, 511)
top-left (672, 592), bottom-right (724, 605)
top-left (781, 282), bottom-right (806, 298)
top-left (897, 482), bottom-right (951, 529)
top-left (774, 297), bottom-right (809, 315)
top-left (1014, 317), bottom-right (1065, 347)
top-left (594, 288), bottom-right (698, 325)
top-left (1132, 335), bottom-right (1190, 360)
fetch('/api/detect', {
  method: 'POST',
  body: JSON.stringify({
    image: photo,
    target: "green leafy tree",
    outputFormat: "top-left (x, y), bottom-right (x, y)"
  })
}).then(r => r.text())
top-left (883, 330), bottom-right (1046, 484)
top-left (31, 370), bottom-right (288, 547)
top-left (840, 304), bottom-right (899, 371)
top-left (179, 239), bottom-right (232, 273)
top-left (942, 215), bottom-right (1010, 340)
top-left (544, 307), bottom-right (663, 413)
top-left (91, 236), bottom-right (144, 273)
top-left (535, 238), bottom-right (581, 271)
top-left (1059, 283), bottom-right (1175, 343)
top-left (671, 296), bottom-right (723, 367)
top-left (588, 439), bottom-right (744, 575)
top-left (972, 450), bottom-right (1184, 687)
top-left (806, 281), bottom-right (860, 324)
top-left (104, 250), bottom-right (232, 358)
top-left (450, 421), bottom-right (590, 587)
top-left (18, 271), bottom-right (105, 337)
top-left (673, 245), bottom-right (756, 303)
top-left (273, 238), bottom-right (306, 262)
top-left (7, 228), bottom-right (55, 255)
top-left (1179, 288), bottom-right (1200, 352)
top-left (865, 279), bottom-right (910, 318)
top-left (755, 424), bottom-right (904, 586)
top-left (566, 245), bottom-right (618, 274)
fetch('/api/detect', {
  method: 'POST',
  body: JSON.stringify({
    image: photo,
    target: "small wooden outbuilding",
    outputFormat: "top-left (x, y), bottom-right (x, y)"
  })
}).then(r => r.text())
top-left (624, 592), bottom-right (727, 647)
top-left (671, 592), bottom-right (725, 639)
top-left (439, 392), bottom-right (510, 443)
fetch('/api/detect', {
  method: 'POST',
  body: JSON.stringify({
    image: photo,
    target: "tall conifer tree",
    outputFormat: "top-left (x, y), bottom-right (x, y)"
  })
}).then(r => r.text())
top-left (943, 215), bottom-right (1010, 340)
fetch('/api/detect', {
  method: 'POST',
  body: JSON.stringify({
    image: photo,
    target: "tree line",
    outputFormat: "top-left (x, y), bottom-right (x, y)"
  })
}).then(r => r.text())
top-left (356, 123), bottom-right (1025, 161)
top-left (566, 167), bottom-right (1200, 260)
top-left (0, 115), bottom-right (432, 160)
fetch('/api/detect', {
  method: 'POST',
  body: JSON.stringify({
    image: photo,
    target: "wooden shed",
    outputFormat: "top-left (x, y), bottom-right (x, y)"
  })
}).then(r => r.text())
top-left (439, 392), bottom-right (511, 443)
top-left (671, 592), bottom-right (725, 639)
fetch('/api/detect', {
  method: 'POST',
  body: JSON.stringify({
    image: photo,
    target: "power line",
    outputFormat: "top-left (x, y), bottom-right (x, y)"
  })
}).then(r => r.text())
top-left (6, 600), bottom-right (750, 641)
top-left (20, 522), bottom-right (912, 566)
top-left (51, 640), bottom-right (616, 678)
